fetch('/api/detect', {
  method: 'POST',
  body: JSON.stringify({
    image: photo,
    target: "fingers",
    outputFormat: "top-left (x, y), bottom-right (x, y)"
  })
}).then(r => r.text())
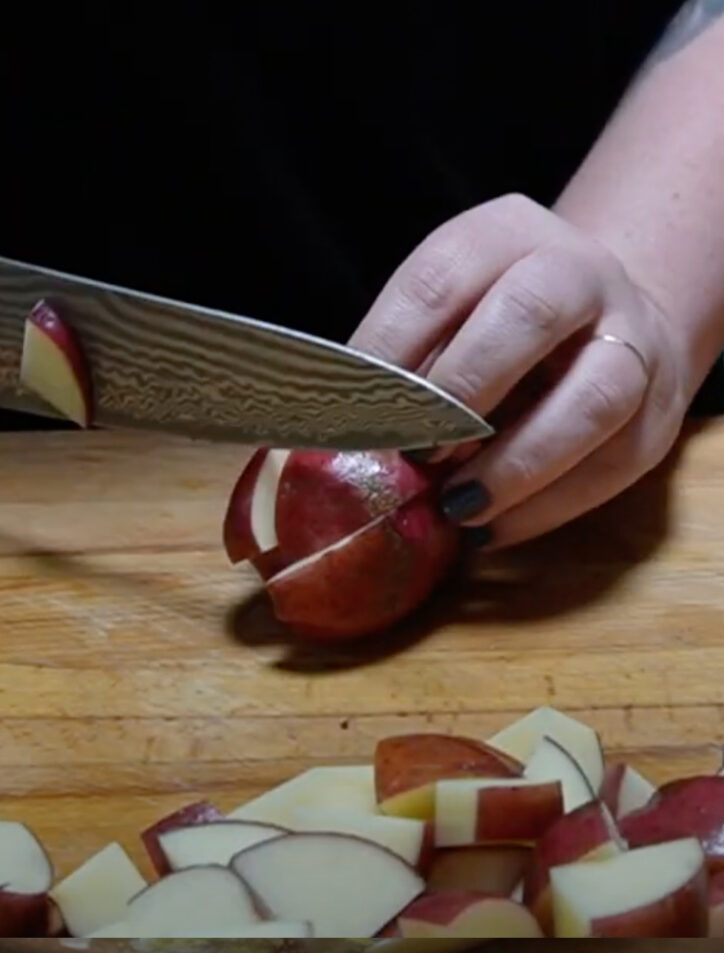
top-left (440, 332), bottom-right (650, 526)
top-left (426, 242), bottom-right (608, 418)
top-left (349, 194), bottom-right (563, 370)
top-left (480, 399), bottom-right (679, 550)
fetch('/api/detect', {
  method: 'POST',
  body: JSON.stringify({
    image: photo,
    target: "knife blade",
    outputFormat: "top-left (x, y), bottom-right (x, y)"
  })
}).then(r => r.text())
top-left (0, 257), bottom-right (493, 450)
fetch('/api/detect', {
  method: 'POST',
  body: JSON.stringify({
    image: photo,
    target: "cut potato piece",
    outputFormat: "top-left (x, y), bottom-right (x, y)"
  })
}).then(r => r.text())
top-left (92, 865), bottom-right (261, 938)
top-left (488, 707), bottom-right (604, 793)
top-left (231, 831), bottom-right (424, 938)
top-left (20, 301), bottom-right (92, 428)
top-left (50, 842), bottom-right (145, 938)
top-left (0, 821), bottom-right (53, 894)
top-left (601, 763), bottom-right (656, 820)
top-left (435, 778), bottom-right (563, 847)
top-left (524, 799), bottom-right (624, 935)
top-left (291, 807), bottom-right (428, 867)
top-left (141, 800), bottom-right (225, 876)
top-left (0, 821), bottom-right (54, 938)
top-left (524, 736), bottom-right (596, 813)
top-left (158, 820), bottom-right (286, 871)
top-left (427, 845), bottom-right (532, 896)
top-left (551, 837), bottom-right (707, 937)
top-left (228, 765), bottom-right (376, 826)
top-left (620, 776), bottom-right (724, 871)
top-left (376, 734), bottom-right (521, 821)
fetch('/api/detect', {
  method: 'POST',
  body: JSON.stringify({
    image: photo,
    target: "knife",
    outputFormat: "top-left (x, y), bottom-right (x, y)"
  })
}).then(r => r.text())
top-left (0, 257), bottom-right (493, 451)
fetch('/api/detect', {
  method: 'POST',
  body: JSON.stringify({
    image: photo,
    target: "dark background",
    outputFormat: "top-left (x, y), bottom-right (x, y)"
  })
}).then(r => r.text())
top-left (5, 1), bottom-right (718, 430)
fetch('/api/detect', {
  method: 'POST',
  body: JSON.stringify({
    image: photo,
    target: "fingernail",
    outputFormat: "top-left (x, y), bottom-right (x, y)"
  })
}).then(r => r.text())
top-left (440, 480), bottom-right (491, 523)
top-left (462, 524), bottom-right (494, 548)
top-left (403, 447), bottom-right (437, 464)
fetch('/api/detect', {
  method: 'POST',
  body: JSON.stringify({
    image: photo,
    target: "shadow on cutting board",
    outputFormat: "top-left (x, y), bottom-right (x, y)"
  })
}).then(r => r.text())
top-left (227, 420), bottom-right (707, 674)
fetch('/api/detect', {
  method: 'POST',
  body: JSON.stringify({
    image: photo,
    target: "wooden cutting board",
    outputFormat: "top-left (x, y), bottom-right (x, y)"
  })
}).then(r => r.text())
top-left (1, 422), bottom-right (724, 882)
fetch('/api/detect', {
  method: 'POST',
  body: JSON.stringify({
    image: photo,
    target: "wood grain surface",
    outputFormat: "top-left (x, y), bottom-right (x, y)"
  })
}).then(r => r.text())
top-left (1, 422), bottom-right (723, 882)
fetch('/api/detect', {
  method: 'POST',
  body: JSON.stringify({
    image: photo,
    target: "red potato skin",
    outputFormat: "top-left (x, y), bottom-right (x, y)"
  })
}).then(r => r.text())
top-left (524, 799), bottom-right (620, 935)
top-left (375, 734), bottom-right (522, 803)
top-left (267, 494), bottom-right (459, 641)
top-left (0, 892), bottom-right (52, 938)
top-left (250, 547), bottom-right (293, 582)
top-left (474, 782), bottom-right (564, 843)
top-left (426, 845), bottom-right (532, 896)
top-left (620, 776), bottom-right (724, 872)
top-left (223, 449), bottom-right (269, 564)
top-left (588, 868), bottom-right (708, 938)
top-left (223, 449), bottom-right (434, 567)
top-left (140, 800), bottom-right (224, 876)
top-left (274, 450), bottom-right (432, 562)
top-left (27, 300), bottom-right (93, 428)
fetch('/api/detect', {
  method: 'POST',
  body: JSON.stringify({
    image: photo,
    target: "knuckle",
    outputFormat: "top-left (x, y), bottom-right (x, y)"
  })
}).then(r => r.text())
top-left (398, 240), bottom-right (465, 313)
top-left (577, 375), bottom-right (637, 431)
top-left (503, 449), bottom-right (546, 490)
top-left (441, 364), bottom-right (487, 409)
top-left (493, 281), bottom-right (562, 336)
top-left (487, 192), bottom-right (537, 218)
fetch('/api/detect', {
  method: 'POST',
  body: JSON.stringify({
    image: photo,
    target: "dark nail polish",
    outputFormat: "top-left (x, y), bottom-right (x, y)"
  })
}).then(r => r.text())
top-left (462, 524), bottom-right (494, 549)
top-left (440, 480), bottom-right (491, 523)
top-left (403, 447), bottom-right (437, 464)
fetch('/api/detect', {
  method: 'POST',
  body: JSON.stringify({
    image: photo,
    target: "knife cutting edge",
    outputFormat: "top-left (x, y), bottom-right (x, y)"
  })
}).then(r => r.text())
top-left (0, 256), bottom-right (493, 451)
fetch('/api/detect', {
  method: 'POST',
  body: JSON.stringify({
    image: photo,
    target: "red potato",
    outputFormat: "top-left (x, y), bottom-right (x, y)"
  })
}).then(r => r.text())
top-left (550, 837), bottom-right (708, 938)
top-left (250, 546), bottom-right (293, 582)
top-left (376, 734), bottom-right (522, 821)
top-left (0, 821), bottom-right (54, 937)
top-left (140, 800), bottom-right (224, 876)
top-left (601, 762), bottom-right (657, 819)
top-left (266, 495), bottom-right (459, 641)
top-left (620, 776), bottom-right (724, 872)
top-left (223, 447), bottom-right (431, 565)
top-left (524, 799), bottom-right (625, 935)
top-left (434, 778), bottom-right (564, 847)
top-left (20, 300), bottom-right (92, 428)
top-left (426, 845), bottom-right (532, 896)
top-left (274, 450), bottom-right (432, 562)
top-left (396, 890), bottom-right (542, 939)
top-left (223, 448), bottom-right (458, 638)
top-left (708, 869), bottom-right (724, 937)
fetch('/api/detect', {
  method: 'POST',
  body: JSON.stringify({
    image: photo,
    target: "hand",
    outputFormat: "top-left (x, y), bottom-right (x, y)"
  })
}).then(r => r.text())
top-left (349, 194), bottom-right (692, 549)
